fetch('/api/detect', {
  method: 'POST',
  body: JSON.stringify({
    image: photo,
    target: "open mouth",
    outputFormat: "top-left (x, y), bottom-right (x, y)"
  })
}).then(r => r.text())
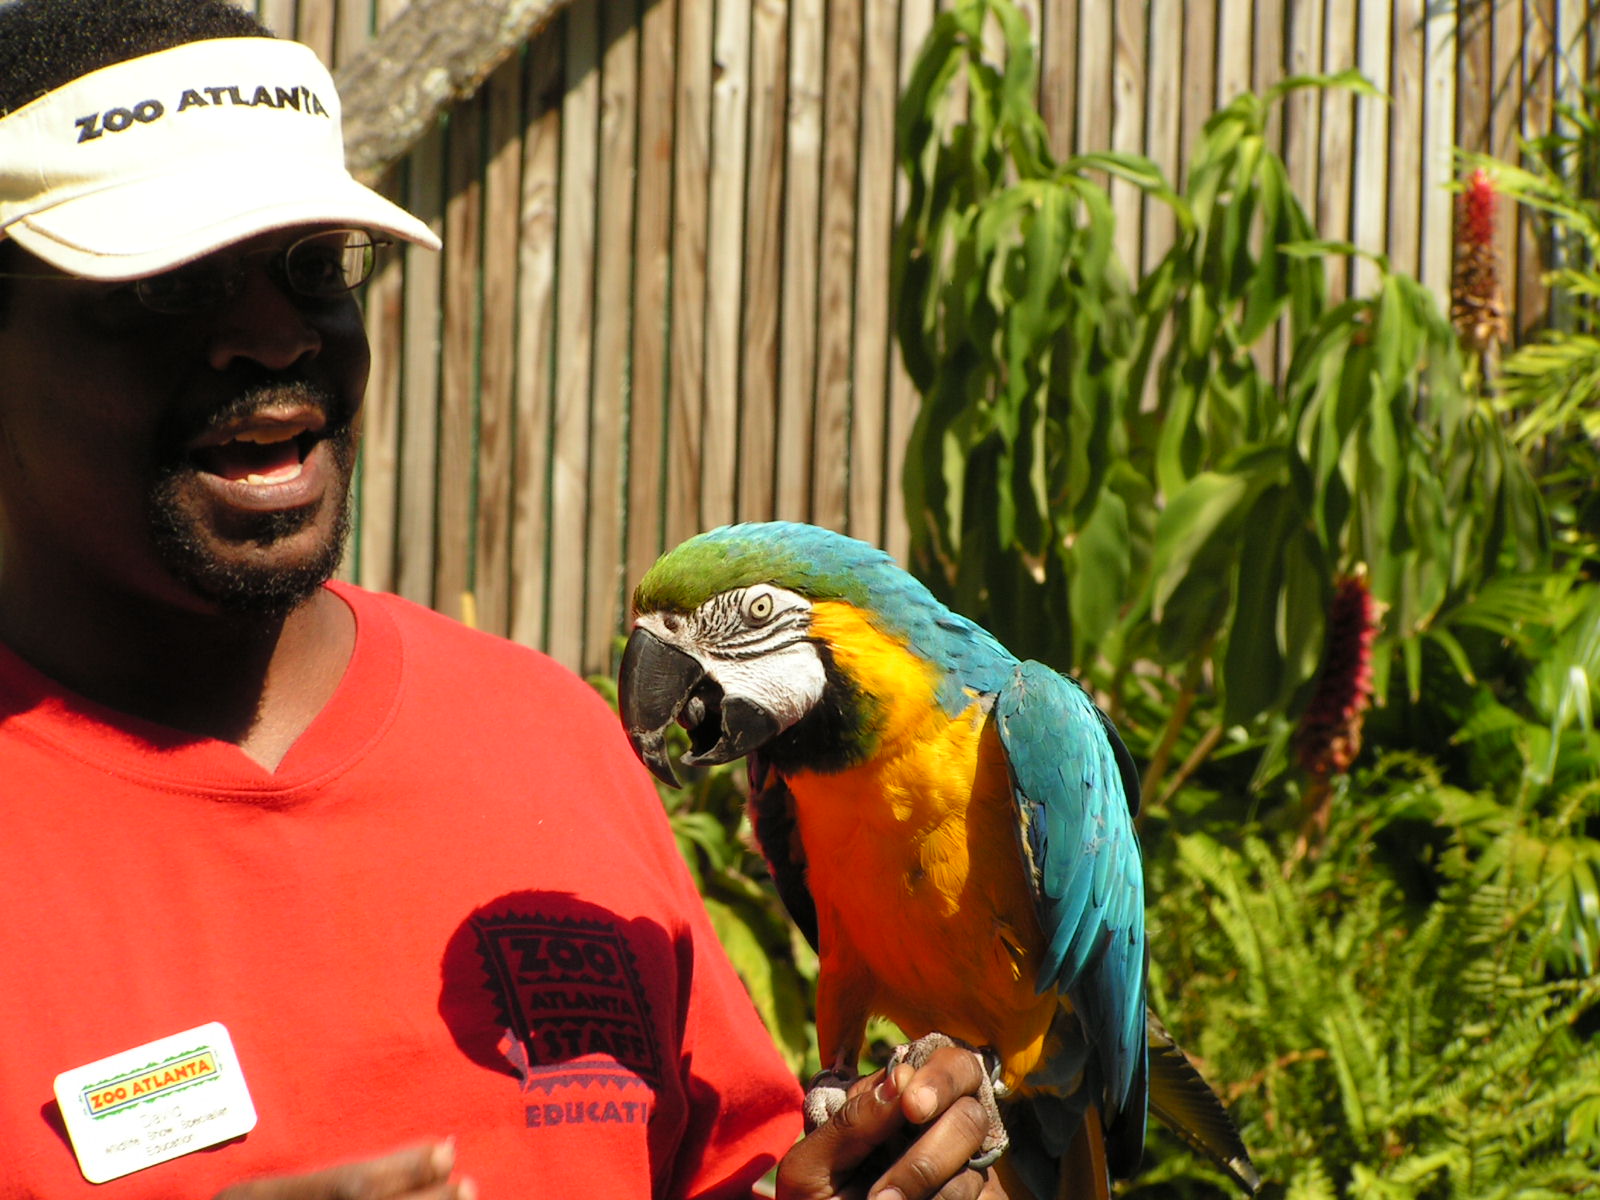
top-left (680, 675), bottom-right (727, 760)
top-left (190, 424), bottom-right (324, 486)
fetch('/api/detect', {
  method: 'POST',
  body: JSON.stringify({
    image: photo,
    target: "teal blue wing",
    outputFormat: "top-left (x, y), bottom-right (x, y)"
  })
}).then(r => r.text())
top-left (994, 660), bottom-right (1148, 1173)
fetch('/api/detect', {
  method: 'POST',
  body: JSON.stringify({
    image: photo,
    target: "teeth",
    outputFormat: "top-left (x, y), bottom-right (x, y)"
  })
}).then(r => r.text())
top-left (243, 463), bottom-right (305, 486)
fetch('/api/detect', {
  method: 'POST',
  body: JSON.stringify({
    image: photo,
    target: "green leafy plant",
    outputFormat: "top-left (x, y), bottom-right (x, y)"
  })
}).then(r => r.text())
top-left (893, 0), bottom-right (1155, 670)
top-left (1142, 760), bottom-right (1600, 1198)
top-left (1370, 572), bottom-right (1600, 978)
top-left (893, 0), bottom-right (1549, 813)
top-left (1465, 80), bottom-right (1600, 561)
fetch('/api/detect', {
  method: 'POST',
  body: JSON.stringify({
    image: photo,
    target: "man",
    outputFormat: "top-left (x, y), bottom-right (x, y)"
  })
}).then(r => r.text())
top-left (0, 2), bottom-right (1000, 1197)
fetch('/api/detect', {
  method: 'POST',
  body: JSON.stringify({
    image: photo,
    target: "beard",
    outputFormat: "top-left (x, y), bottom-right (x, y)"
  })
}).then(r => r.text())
top-left (145, 381), bottom-right (358, 617)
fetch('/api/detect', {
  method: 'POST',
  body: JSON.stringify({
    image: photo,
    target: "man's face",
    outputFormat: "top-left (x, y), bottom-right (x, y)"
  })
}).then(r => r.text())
top-left (0, 227), bottom-right (371, 618)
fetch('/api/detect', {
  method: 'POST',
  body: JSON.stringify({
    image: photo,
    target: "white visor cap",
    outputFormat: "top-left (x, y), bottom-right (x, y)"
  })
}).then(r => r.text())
top-left (0, 37), bottom-right (440, 280)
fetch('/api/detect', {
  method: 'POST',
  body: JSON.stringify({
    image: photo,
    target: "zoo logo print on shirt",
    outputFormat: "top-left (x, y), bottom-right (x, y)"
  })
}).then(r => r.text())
top-left (471, 910), bottom-right (661, 1132)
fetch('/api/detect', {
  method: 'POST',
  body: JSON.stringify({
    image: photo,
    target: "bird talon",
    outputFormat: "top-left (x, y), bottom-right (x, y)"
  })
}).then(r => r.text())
top-left (888, 1032), bottom-right (1011, 1170)
top-left (802, 1066), bottom-right (857, 1132)
top-left (969, 1141), bottom-right (1008, 1171)
top-left (978, 1046), bottom-right (1010, 1098)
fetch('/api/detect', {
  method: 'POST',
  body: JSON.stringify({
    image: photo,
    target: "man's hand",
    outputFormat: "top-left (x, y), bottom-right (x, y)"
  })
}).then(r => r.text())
top-left (776, 1046), bottom-right (1012, 1200)
top-left (213, 1139), bottom-right (475, 1200)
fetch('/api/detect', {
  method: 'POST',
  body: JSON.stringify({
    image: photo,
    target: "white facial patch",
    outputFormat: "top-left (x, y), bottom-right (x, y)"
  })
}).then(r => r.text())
top-left (636, 585), bottom-right (828, 737)
top-left (707, 633), bottom-right (827, 735)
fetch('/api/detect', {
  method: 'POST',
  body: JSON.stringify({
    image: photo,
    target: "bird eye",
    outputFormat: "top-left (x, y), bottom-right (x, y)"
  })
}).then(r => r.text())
top-left (744, 591), bottom-right (775, 624)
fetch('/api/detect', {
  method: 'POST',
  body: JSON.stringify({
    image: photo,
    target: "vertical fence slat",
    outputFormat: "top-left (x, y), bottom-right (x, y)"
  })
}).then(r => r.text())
top-left (623, 0), bottom-right (677, 598)
top-left (586, 0), bottom-right (641, 670)
top-left (1040, 0), bottom-right (1079, 160)
top-left (1550, 0), bottom-right (1587, 330)
top-left (1490, 0), bottom-right (1525, 336)
top-left (885, 0), bottom-right (938, 564)
top-left (814, 0), bottom-right (862, 532)
top-left (1518, 0), bottom-right (1558, 332)
top-left (850, 0), bottom-right (902, 549)
top-left (1255, 0), bottom-right (1288, 381)
top-left (548, 1), bottom-right (600, 666)
top-left (1216, 0), bottom-right (1253, 106)
top-left (474, 58), bottom-right (526, 639)
top-left (1351, 0), bottom-right (1393, 297)
top-left (1251, 0), bottom-right (1284, 148)
top-left (395, 125), bottom-right (445, 608)
top-left (1111, 0), bottom-right (1147, 273)
top-left (1455, 0), bottom-right (1493, 358)
top-left (1143, 0), bottom-right (1182, 274)
top-left (355, 175), bottom-right (405, 593)
top-left (1388, 0), bottom-right (1427, 284)
top-left (334, 0), bottom-right (373, 66)
top-left (1457, 0), bottom-right (1491, 157)
top-left (777, 0), bottom-right (824, 522)
top-left (703, 0), bottom-right (752, 532)
top-left (1237, 0), bottom-right (1276, 376)
top-left (436, 92), bottom-right (484, 626)
top-left (1591, 0), bottom-right (1599, 119)
top-left (1180, 0), bottom-right (1218, 191)
top-left (1283, 0), bottom-right (1324, 219)
top-left (737, 0), bottom-right (790, 524)
top-left (666, 0), bottom-right (712, 546)
top-left (509, 30), bottom-right (562, 651)
top-left (258, 0), bottom-right (298, 39)
top-left (1078, 0), bottom-right (1114, 157)
top-left (1420, 2), bottom-right (1456, 299)
top-left (1319, 3), bottom-right (1359, 299)
top-left (296, 0), bottom-right (338, 62)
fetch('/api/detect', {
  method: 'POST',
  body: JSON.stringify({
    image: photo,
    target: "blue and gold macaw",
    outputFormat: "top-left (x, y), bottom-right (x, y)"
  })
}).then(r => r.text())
top-left (618, 522), bottom-right (1256, 1199)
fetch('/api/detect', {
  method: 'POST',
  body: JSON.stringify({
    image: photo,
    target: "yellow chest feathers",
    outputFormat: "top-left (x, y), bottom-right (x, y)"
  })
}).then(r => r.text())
top-left (798, 600), bottom-right (986, 834)
top-left (786, 604), bottom-right (1049, 1057)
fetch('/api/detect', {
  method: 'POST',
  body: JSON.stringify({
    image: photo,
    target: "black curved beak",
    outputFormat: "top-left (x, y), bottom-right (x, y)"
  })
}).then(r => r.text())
top-left (618, 626), bottom-right (786, 787)
top-left (618, 627), bottom-right (705, 787)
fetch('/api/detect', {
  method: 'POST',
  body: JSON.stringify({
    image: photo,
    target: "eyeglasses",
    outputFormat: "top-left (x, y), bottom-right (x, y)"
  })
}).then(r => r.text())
top-left (0, 228), bottom-right (393, 315)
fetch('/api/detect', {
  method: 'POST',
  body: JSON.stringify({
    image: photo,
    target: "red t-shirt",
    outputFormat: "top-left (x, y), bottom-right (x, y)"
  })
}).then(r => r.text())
top-left (0, 582), bottom-right (802, 1198)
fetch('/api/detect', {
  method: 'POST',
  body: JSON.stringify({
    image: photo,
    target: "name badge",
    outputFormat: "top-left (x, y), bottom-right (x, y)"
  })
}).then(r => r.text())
top-left (53, 1021), bottom-right (257, 1183)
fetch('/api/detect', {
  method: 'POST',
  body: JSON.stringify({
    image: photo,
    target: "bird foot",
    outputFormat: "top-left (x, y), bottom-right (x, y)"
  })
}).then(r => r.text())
top-left (888, 1032), bottom-right (1010, 1169)
top-left (802, 1066), bottom-right (858, 1133)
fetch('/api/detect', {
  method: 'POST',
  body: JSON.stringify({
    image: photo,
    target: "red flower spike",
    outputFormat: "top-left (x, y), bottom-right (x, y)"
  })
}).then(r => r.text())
top-left (1460, 168), bottom-right (1499, 250)
top-left (1295, 570), bottom-right (1379, 779)
top-left (1451, 168), bottom-right (1509, 353)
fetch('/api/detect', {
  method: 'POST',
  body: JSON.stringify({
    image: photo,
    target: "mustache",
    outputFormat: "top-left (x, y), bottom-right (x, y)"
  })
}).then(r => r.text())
top-left (158, 378), bottom-right (356, 453)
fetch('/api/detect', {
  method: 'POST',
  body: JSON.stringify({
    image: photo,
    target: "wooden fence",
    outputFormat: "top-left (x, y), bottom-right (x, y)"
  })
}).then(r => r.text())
top-left (246, 0), bottom-right (1597, 679)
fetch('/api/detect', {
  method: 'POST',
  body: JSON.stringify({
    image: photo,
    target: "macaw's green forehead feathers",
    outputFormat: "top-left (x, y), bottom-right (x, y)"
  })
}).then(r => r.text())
top-left (634, 522), bottom-right (909, 614)
top-left (634, 523), bottom-right (1018, 707)
top-left (633, 521), bottom-right (1020, 722)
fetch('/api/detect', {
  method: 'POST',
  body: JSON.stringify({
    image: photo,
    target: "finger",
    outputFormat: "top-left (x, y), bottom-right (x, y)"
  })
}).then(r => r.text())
top-left (776, 1067), bottom-right (918, 1198)
top-left (896, 1046), bottom-right (989, 1126)
top-left (867, 1095), bottom-right (993, 1200)
top-left (214, 1139), bottom-right (470, 1200)
top-left (844, 1068), bottom-right (908, 1107)
top-left (328, 1139), bottom-right (458, 1198)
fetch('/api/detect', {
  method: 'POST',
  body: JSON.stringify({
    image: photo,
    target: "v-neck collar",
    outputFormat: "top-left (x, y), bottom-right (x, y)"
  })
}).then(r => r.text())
top-left (0, 581), bottom-right (403, 803)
